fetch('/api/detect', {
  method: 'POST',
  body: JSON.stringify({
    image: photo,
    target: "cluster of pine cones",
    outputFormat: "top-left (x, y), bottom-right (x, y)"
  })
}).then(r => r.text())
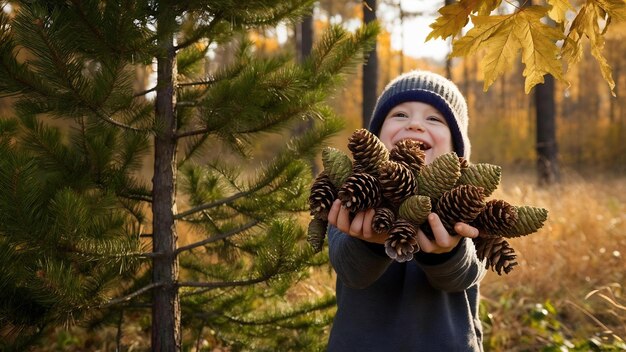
top-left (308, 129), bottom-right (548, 275)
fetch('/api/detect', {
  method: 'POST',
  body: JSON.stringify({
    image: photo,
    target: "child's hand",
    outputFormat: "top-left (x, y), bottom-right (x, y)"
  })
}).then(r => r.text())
top-left (418, 213), bottom-right (479, 254)
top-left (327, 199), bottom-right (388, 244)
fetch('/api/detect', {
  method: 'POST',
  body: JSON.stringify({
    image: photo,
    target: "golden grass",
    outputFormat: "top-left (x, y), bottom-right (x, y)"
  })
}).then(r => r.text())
top-left (479, 169), bottom-right (626, 350)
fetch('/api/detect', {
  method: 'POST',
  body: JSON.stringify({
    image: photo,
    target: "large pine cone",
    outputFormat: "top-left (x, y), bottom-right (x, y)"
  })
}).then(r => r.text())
top-left (308, 173), bottom-right (337, 220)
top-left (457, 163), bottom-right (502, 197)
top-left (502, 206), bottom-right (548, 238)
top-left (389, 139), bottom-right (426, 175)
top-left (372, 207), bottom-right (395, 234)
top-left (473, 236), bottom-right (518, 275)
top-left (385, 219), bottom-right (419, 262)
top-left (398, 195), bottom-right (431, 226)
top-left (307, 218), bottom-right (328, 253)
top-left (378, 160), bottom-right (418, 205)
top-left (437, 185), bottom-right (486, 235)
top-left (322, 147), bottom-right (353, 188)
top-left (418, 152), bottom-right (461, 199)
top-left (337, 173), bottom-right (382, 213)
top-left (472, 199), bottom-right (518, 236)
top-left (348, 129), bottom-right (389, 177)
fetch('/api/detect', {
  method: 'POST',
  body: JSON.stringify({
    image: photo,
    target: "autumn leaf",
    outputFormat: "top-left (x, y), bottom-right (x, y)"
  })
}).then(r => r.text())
top-left (563, 2), bottom-right (616, 95)
top-left (515, 6), bottom-right (565, 93)
top-left (477, 0), bottom-right (502, 16)
top-left (476, 16), bottom-right (521, 90)
top-left (450, 15), bottom-right (509, 57)
top-left (426, 0), bottom-right (480, 41)
top-left (547, 0), bottom-right (574, 23)
top-left (594, 0), bottom-right (626, 21)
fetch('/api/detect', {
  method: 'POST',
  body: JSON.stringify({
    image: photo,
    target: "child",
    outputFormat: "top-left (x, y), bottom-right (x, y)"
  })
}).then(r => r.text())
top-left (326, 70), bottom-right (486, 351)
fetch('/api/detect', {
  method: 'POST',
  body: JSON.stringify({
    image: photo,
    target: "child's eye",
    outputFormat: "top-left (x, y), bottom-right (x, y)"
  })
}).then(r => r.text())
top-left (392, 112), bottom-right (409, 119)
top-left (427, 115), bottom-right (444, 123)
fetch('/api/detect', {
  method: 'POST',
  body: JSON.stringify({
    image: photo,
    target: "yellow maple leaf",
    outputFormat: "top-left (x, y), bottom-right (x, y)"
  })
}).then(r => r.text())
top-left (594, 0), bottom-right (626, 21)
top-left (479, 17), bottom-right (521, 90)
top-left (426, 1), bottom-right (476, 41)
top-left (547, 0), bottom-right (574, 23)
top-left (477, 0), bottom-right (502, 16)
top-left (515, 6), bottom-right (565, 93)
top-left (449, 14), bottom-right (509, 57)
top-left (563, 2), bottom-right (617, 95)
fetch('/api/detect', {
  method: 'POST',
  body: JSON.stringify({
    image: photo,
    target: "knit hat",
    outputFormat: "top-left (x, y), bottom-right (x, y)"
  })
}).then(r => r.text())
top-left (368, 70), bottom-right (471, 160)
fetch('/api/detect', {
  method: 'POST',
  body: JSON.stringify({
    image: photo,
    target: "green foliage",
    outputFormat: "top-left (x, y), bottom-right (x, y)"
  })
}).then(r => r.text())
top-left (0, 0), bottom-right (378, 349)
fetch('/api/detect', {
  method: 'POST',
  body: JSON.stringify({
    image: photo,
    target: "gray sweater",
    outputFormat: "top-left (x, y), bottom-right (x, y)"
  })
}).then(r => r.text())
top-left (327, 226), bottom-right (486, 352)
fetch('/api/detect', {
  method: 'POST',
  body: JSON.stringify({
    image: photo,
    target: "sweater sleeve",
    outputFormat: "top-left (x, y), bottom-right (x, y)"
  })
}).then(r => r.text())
top-left (327, 226), bottom-right (393, 289)
top-left (416, 237), bottom-right (486, 292)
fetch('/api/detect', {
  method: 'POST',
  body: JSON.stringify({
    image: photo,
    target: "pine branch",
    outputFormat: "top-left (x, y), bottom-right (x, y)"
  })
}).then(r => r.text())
top-left (175, 219), bottom-right (259, 254)
top-left (178, 273), bottom-right (272, 291)
top-left (99, 282), bottom-right (164, 308)
top-left (175, 11), bottom-right (224, 51)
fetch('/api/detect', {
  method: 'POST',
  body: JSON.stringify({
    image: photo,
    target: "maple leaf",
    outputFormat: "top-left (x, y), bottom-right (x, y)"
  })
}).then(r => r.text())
top-left (426, 0), bottom-right (479, 41)
top-left (594, 0), bottom-right (626, 22)
top-left (515, 6), bottom-right (565, 93)
top-left (477, 0), bottom-right (502, 16)
top-left (450, 15), bottom-right (509, 57)
top-left (476, 16), bottom-right (521, 90)
top-left (547, 0), bottom-right (574, 23)
top-left (563, 2), bottom-right (617, 95)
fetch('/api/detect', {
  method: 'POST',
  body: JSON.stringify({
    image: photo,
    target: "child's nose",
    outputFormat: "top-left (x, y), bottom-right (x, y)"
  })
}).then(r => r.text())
top-left (406, 117), bottom-right (425, 131)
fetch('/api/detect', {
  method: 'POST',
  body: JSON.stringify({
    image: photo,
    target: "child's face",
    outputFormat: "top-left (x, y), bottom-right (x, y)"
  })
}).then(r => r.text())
top-left (379, 101), bottom-right (453, 164)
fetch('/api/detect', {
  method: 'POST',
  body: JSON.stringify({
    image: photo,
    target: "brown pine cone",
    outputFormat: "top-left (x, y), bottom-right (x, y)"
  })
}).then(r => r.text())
top-left (436, 185), bottom-right (486, 235)
top-left (372, 207), bottom-right (395, 234)
top-left (473, 236), bottom-right (518, 275)
top-left (337, 173), bottom-right (382, 213)
top-left (389, 139), bottom-right (426, 175)
top-left (472, 199), bottom-right (518, 236)
top-left (385, 219), bottom-right (419, 262)
top-left (308, 172), bottom-right (337, 220)
top-left (348, 129), bottom-right (389, 177)
top-left (378, 160), bottom-right (418, 206)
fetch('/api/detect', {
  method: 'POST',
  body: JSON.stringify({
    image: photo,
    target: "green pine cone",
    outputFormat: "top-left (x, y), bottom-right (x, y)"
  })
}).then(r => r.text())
top-left (457, 163), bottom-right (501, 197)
top-left (307, 218), bottom-right (328, 253)
top-left (502, 206), bottom-right (548, 237)
top-left (417, 152), bottom-right (461, 199)
top-left (322, 147), bottom-right (353, 188)
top-left (398, 195), bottom-right (431, 225)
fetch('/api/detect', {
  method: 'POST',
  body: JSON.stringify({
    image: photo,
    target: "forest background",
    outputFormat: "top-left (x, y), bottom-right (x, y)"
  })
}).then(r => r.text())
top-left (0, 0), bottom-right (624, 351)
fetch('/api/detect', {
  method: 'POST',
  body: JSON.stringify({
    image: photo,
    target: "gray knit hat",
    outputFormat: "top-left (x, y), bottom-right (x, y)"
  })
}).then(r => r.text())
top-left (368, 70), bottom-right (471, 160)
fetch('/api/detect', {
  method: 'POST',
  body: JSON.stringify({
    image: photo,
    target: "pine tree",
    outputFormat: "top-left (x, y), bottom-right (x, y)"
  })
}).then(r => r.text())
top-left (0, 1), bottom-right (378, 350)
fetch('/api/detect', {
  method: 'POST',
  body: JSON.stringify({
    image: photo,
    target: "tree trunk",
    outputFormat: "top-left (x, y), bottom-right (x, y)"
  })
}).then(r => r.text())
top-left (296, 14), bottom-right (318, 175)
top-left (362, 0), bottom-right (378, 128)
top-left (535, 75), bottom-right (559, 186)
top-left (152, 17), bottom-right (181, 351)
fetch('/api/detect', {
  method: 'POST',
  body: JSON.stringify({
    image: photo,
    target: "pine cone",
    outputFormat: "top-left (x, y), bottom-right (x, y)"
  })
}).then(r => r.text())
top-left (473, 236), bottom-right (518, 275)
top-left (459, 157), bottom-right (470, 170)
top-left (502, 206), bottom-right (548, 238)
top-left (417, 152), bottom-right (461, 199)
top-left (378, 160), bottom-right (418, 205)
top-left (472, 199), bottom-right (518, 236)
top-left (372, 207), bottom-right (395, 234)
top-left (322, 147), bottom-right (353, 188)
top-left (398, 195), bottom-right (431, 226)
top-left (436, 185), bottom-right (486, 235)
top-left (348, 129), bottom-right (389, 177)
top-left (307, 218), bottom-right (328, 253)
top-left (385, 219), bottom-right (419, 262)
top-left (308, 173), bottom-right (337, 220)
top-left (389, 139), bottom-right (426, 175)
top-left (337, 173), bottom-right (382, 213)
top-left (457, 163), bottom-right (502, 197)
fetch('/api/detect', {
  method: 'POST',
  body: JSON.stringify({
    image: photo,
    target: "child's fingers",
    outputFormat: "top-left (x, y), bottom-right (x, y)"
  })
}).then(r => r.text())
top-left (454, 222), bottom-right (479, 238)
top-left (349, 211), bottom-right (365, 236)
top-left (327, 199), bottom-right (341, 226)
top-left (361, 209), bottom-right (376, 240)
top-left (335, 203), bottom-right (353, 234)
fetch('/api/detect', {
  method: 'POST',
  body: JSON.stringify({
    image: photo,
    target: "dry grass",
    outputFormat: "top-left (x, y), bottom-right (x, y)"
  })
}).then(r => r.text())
top-left (478, 170), bottom-right (626, 350)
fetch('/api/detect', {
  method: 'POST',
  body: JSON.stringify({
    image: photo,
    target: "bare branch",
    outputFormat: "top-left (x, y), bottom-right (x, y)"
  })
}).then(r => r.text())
top-left (175, 220), bottom-right (259, 254)
top-left (176, 127), bottom-right (210, 139)
top-left (99, 282), bottom-right (164, 308)
top-left (174, 190), bottom-right (255, 220)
